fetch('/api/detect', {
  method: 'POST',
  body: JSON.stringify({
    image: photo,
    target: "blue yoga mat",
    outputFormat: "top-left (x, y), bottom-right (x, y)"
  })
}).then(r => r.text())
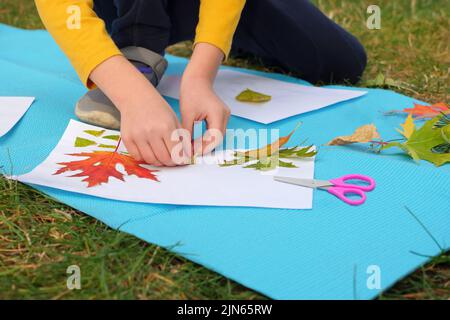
top-left (0, 24), bottom-right (448, 299)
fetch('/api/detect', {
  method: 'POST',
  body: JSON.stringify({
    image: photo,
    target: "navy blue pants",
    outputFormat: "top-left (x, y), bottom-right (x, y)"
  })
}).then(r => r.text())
top-left (94, 0), bottom-right (367, 84)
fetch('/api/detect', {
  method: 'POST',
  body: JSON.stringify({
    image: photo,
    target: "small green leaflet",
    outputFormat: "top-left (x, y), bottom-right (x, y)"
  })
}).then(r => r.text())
top-left (84, 129), bottom-right (105, 137)
top-left (98, 144), bottom-right (117, 149)
top-left (236, 88), bottom-right (271, 103)
top-left (75, 137), bottom-right (96, 147)
top-left (220, 145), bottom-right (316, 171)
top-left (103, 135), bottom-right (120, 141)
top-left (383, 114), bottom-right (450, 167)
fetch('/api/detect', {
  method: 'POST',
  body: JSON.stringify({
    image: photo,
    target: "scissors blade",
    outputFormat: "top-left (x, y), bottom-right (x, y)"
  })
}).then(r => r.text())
top-left (273, 176), bottom-right (332, 189)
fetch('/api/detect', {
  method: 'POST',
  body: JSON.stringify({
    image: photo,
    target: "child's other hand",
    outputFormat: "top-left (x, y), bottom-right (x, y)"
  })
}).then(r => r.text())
top-left (179, 43), bottom-right (230, 155)
top-left (180, 77), bottom-right (230, 155)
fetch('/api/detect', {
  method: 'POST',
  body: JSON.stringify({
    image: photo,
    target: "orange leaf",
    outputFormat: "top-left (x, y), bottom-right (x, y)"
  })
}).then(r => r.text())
top-left (244, 122), bottom-right (301, 158)
top-left (54, 151), bottom-right (159, 187)
top-left (404, 102), bottom-right (449, 118)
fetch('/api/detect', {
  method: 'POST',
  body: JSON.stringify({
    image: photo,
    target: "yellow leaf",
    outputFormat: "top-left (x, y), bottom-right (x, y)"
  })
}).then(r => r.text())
top-left (396, 114), bottom-right (415, 138)
top-left (327, 124), bottom-right (380, 145)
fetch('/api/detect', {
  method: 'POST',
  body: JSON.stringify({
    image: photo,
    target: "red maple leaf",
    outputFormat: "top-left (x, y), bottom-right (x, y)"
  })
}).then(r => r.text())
top-left (404, 102), bottom-right (449, 119)
top-left (54, 151), bottom-right (159, 187)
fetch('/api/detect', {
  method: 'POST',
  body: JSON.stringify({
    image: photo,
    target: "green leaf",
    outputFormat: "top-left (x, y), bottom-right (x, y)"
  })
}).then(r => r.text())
top-left (103, 135), bottom-right (120, 141)
top-left (244, 159), bottom-right (278, 171)
top-left (84, 129), bottom-right (105, 137)
top-left (278, 160), bottom-right (298, 168)
top-left (74, 137), bottom-right (96, 148)
top-left (440, 125), bottom-right (450, 143)
top-left (98, 144), bottom-right (117, 149)
top-left (235, 88), bottom-right (271, 103)
top-left (278, 145), bottom-right (317, 159)
top-left (383, 115), bottom-right (450, 166)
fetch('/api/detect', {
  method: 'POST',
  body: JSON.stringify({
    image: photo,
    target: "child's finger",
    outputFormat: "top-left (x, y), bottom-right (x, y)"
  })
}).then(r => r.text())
top-left (151, 138), bottom-right (176, 167)
top-left (139, 142), bottom-right (162, 166)
top-left (181, 112), bottom-right (196, 137)
top-left (122, 137), bottom-right (143, 162)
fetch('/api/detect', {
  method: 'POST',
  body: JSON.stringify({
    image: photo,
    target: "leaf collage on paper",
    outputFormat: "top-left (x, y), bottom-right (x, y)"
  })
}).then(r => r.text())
top-left (55, 129), bottom-right (158, 187)
top-left (235, 88), bottom-right (272, 103)
top-left (220, 123), bottom-right (317, 171)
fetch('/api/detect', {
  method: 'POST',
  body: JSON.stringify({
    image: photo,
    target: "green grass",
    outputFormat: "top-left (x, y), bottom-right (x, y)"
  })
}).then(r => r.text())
top-left (0, 0), bottom-right (449, 299)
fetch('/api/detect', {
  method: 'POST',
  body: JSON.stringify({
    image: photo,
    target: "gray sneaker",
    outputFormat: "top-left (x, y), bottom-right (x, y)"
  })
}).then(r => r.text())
top-left (75, 46), bottom-right (168, 129)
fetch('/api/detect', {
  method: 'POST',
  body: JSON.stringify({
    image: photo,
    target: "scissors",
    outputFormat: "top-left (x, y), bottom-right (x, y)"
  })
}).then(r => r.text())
top-left (274, 174), bottom-right (376, 206)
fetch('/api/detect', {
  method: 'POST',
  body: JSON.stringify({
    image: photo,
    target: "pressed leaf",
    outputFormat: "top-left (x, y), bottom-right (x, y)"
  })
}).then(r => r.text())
top-left (278, 146), bottom-right (317, 158)
top-left (396, 114), bottom-right (415, 138)
top-left (235, 88), bottom-right (271, 103)
top-left (327, 124), bottom-right (380, 145)
top-left (74, 137), bottom-right (96, 148)
top-left (244, 159), bottom-right (278, 171)
top-left (103, 135), bottom-right (120, 141)
top-left (98, 144), bottom-right (117, 149)
top-left (84, 129), bottom-right (105, 137)
top-left (54, 151), bottom-right (159, 187)
top-left (278, 160), bottom-right (297, 168)
top-left (219, 123), bottom-right (316, 171)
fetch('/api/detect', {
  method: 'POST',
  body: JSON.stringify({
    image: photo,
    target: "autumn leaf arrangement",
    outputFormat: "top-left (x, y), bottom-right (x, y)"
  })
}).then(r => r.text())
top-left (220, 123), bottom-right (317, 171)
top-left (327, 102), bottom-right (450, 167)
top-left (54, 129), bottom-right (158, 187)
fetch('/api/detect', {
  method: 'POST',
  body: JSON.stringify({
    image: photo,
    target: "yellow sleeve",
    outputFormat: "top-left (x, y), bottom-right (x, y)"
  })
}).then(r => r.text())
top-left (194, 0), bottom-right (246, 59)
top-left (35, 0), bottom-right (122, 88)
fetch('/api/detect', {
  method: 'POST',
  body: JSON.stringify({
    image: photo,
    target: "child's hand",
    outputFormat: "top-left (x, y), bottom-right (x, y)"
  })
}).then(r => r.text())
top-left (90, 56), bottom-right (190, 166)
top-left (180, 77), bottom-right (230, 154)
top-left (179, 43), bottom-right (230, 154)
top-left (119, 92), bottom-right (189, 166)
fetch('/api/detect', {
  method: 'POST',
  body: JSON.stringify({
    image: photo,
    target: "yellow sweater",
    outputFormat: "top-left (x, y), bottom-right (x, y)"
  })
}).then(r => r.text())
top-left (35, 0), bottom-right (246, 88)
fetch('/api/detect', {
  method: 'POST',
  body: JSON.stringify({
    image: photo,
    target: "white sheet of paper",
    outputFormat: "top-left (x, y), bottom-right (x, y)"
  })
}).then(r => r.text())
top-left (0, 97), bottom-right (35, 137)
top-left (14, 120), bottom-right (315, 209)
top-left (158, 69), bottom-right (367, 124)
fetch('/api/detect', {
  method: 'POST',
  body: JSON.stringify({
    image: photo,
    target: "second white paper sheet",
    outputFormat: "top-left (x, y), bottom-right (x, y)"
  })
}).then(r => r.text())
top-left (0, 97), bottom-right (35, 137)
top-left (15, 120), bottom-right (315, 209)
top-left (158, 69), bottom-right (367, 124)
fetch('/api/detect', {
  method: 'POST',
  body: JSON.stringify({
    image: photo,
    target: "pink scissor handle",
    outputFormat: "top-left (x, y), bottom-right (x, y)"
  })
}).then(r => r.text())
top-left (329, 174), bottom-right (376, 192)
top-left (327, 187), bottom-right (367, 206)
